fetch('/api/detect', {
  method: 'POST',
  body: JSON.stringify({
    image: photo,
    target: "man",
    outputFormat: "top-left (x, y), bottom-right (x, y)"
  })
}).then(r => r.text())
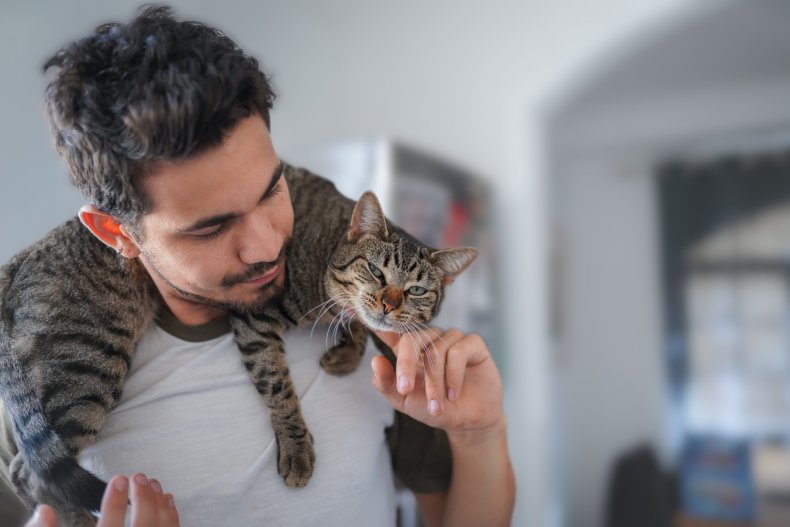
top-left (2, 6), bottom-right (514, 526)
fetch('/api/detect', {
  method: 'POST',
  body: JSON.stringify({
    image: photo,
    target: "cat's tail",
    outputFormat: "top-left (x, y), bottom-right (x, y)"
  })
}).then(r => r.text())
top-left (0, 350), bottom-right (106, 512)
top-left (0, 259), bottom-right (106, 512)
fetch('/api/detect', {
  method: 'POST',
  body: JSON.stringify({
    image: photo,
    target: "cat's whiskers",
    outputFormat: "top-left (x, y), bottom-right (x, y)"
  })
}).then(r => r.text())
top-left (404, 321), bottom-right (442, 372)
top-left (325, 308), bottom-right (345, 350)
top-left (399, 321), bottom-right (431, 370)
top-left (309, 295), bottom-right (354, 338)
top-left (411, 320), bottom-right (451, 353)
top-left (324, 296), bottom-right (356, 350)
top-left (306, 296), bottom-right (342, 327)
top-left (331, 307), bottom-right (350, 346)
top-left (343, 309), bottom-right (358, 339)
top-left (400, 322), bottom-right (426, 367)
top-left (310, 299), bottom-right (341, 338)
top-left (399, 321), bottom-right (425, 365)
top-left (341, 307), bottom-right (356, 333)
top-left (301, 297), bottom-right (342, 322)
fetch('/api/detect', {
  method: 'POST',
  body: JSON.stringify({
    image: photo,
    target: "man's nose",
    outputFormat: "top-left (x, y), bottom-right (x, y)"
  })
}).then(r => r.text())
top-left (238, 212), bottom-right (282, 264)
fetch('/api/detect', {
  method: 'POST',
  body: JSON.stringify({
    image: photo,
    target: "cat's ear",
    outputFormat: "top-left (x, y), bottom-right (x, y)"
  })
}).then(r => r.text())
top-left (430, 247), bottom-right (478, 286)
top-left (348, 191), bottom-right (389, 242)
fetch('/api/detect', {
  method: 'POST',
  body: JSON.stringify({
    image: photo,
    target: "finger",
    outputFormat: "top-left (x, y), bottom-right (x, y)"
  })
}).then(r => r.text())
top-left (371, 355), bottom-right (405, 412)
top-left (25, 504), bottom-right (58, 527)
top-left (421, 329), bottom-right (465, 416)
top-left (165, 494), bottom-right (181, 527)
top-left (372, 329), bottom-right (400, 352)
top-left (148, 479), bottom-right (171, 526)
top-left (97, 476), bottom-right (129, 527)
top-left (412, 326), bottom-right (446, 372)
top-left (445, 337), bottom-right (471, 402)
top-left (396, 329), bottom-right (428, 395)
top-left (451, 333), bottom-right (490, 367)
top-left (130, 473), bottom-right (157, 527)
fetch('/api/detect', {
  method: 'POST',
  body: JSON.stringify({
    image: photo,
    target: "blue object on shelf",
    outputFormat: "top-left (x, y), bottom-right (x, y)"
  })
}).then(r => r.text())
top-left (680, 435), bottom-right (756, 522)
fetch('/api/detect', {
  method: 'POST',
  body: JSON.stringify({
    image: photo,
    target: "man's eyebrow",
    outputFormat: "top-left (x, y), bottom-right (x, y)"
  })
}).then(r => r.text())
top-left (178, 161), bottom-right (284, 234)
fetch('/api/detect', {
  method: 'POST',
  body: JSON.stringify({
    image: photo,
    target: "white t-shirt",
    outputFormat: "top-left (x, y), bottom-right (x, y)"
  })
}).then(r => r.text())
top-left (79, 317), bottom-right (397, 527)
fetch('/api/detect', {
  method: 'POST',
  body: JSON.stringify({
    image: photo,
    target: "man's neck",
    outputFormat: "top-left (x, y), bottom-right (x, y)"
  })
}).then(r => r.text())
top-left (158, 292), bottom-right (228, 326)
top-left (136, 256), bottom-right (229, 326)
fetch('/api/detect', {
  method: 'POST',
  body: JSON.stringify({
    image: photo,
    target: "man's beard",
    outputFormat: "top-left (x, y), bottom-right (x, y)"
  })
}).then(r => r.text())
top-left (143, 239), bottom-right (290, 316)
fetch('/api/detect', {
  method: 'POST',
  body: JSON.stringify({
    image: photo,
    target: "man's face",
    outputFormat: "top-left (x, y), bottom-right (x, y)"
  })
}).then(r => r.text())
top-left (131, 114), bottom-right (293, 323)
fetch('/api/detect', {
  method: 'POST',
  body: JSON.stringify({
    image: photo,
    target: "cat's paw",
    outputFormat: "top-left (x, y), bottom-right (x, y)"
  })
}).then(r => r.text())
top-left (276, 432), bottom-right (315, 488)
top-left (320, 342), bottom-right (364, 376)
top-left (9, 454), bottom-right (36, 507)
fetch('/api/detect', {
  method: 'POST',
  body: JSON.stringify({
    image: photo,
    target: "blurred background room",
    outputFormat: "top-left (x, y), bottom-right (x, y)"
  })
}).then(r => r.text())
top-left (3, 1), bottom-right (790, 526)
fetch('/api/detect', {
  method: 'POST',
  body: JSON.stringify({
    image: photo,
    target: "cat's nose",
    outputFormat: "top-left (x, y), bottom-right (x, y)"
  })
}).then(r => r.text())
top-left (382, 298), bottom-right (399, 314)
top-left (382, 288), bottom-right (402, 314)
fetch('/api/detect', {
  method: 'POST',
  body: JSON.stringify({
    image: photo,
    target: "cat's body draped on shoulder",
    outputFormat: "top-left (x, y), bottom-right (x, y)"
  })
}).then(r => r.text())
top-left (0, 165), bottom-right (477, 526)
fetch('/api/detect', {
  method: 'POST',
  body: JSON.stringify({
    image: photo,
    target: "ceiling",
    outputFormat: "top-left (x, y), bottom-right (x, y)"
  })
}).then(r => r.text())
top-left (557, 1), bottom-right (790, 116)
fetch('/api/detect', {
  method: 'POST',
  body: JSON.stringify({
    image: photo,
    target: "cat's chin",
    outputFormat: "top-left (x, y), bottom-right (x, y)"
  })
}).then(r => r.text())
top-left (356, 310), bottom-right (397, 333)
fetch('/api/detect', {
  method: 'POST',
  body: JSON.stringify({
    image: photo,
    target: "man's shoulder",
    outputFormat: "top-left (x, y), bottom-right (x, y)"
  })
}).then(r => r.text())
top-left (1, 217), bottom-right (84, 301)
top-left (1, 217), bottom-right (148, 313)
top-left (2, 217), bottom-right (89, 271)
top-left (283, 162), bottom-right (338, 195)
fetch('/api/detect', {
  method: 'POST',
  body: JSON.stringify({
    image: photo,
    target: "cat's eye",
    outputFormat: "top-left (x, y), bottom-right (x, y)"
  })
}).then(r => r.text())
top-left (368, 262), bottom-right (384, 279)
top-left (407, 286), bottom-right (427, 296)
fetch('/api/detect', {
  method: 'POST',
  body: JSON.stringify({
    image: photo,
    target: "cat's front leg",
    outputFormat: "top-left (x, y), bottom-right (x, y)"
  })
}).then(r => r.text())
top-left (9, 453), bottom-right (35, 508)
top-left (320, 320), bottom-right (367, 376)
top-left (46, 498), bottom-right (97, 527)
top-left (230, 312), bottom-right (315, 488)
top-left (9, 455), bottom-right (96, 526)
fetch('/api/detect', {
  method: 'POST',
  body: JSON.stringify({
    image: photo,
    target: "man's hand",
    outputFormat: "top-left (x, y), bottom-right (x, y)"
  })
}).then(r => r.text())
top-left (25, 473), bottom-right (180, 527)
top-left (372, 327), bottom-right (515, 526)
top-left (371, 328), bottom-right (505, 440)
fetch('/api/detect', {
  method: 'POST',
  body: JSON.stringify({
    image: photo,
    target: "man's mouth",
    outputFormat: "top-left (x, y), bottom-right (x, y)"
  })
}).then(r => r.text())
top-left (245, 264), bottom-right (281, 286)
top-left (221, 239), bottom-right (290, 288)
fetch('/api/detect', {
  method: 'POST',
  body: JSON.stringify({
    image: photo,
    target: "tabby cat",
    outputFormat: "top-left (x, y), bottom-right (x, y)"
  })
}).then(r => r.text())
top-left (0, 165), bottom-right (477, 524)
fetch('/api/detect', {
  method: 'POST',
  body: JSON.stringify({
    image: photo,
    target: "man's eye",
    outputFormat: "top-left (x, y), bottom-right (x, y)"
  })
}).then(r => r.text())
top-left (407, 286), bottom-right (427, 296)
top-left (193, 225), bottom-right (225, 240)
top-left (368, 262), bottom-right (384, 279)
top-left (263, 179), bottom-right (283, 201)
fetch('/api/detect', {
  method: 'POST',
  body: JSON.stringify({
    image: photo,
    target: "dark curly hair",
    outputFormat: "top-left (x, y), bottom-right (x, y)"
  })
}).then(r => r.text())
top-left (43, 5), bottom-right (276, 230)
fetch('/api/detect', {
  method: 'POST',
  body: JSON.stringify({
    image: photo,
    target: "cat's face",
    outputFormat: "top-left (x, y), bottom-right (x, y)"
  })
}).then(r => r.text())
top-left (324, 192), bottom-right (477, 333)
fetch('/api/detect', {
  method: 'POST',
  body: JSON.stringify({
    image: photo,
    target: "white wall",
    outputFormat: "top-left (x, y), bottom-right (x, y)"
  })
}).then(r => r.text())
top-left (0, 2), bottom-right (694, 525)
top-left (549, 2), bottom-right (790, 523)
top-left (552, 153), bottom-right (669, 527)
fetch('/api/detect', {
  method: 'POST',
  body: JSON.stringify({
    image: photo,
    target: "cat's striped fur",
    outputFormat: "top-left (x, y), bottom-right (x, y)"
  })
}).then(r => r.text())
top-left (0, 165), bottom-right (477, 525)
top-left (0, 216), bottom-right (157, 524)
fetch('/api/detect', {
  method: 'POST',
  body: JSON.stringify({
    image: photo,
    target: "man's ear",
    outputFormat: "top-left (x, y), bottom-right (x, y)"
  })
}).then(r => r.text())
top-left (78, 205), bottom-right (140, 258)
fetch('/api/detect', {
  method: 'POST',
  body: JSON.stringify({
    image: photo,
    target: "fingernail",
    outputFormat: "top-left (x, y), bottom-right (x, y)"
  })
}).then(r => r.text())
top-left (149, 480), bottom-right (162, 493)
top-left (167, 495), bottom-right (176, 509)
top-left (447, 388), bottom-right (457, 401)
top-left (133, 473), bottom-right (148, 486)
top-left (397, 375), bottom-right (409, 393)
top-left (113, 477), bottom-right (128, 492)
top-left (430, 399), bottom-right (441, 415)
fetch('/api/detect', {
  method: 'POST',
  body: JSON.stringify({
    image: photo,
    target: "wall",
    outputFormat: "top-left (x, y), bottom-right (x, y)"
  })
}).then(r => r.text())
top-left (548, 2), bottom-right (790, 525)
